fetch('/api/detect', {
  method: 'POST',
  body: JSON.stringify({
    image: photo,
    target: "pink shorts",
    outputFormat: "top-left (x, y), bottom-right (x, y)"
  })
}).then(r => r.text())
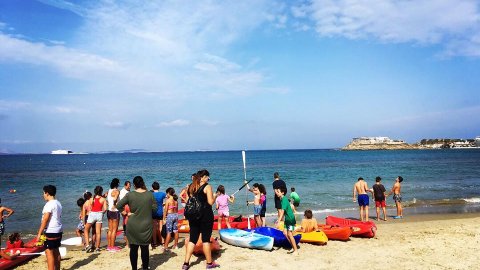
top-left (375, 200), bottom-right (386, 207)
top-left (218, 210), bottom-right (229, 217)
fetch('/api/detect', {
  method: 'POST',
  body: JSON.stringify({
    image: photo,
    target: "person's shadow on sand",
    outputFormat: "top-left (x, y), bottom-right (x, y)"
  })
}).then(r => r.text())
top-left (64, 253), bottom-right (100, 270)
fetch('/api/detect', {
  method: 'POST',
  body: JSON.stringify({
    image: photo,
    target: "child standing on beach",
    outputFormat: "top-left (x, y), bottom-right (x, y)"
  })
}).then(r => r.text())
top-left (76, 197), bottom-right (86, 245)
top-left (296, 209), bottom-right (318, 233)
top-left (387, 176), bottom-right (404, 219)
top-left (0, 197), bottom-right (15, 248)
top-left (289, 187), bottom-right (301, 207)
top-left (258, 184), bottom-right (267, 227)
top-left (372, 176), bottom-right (388, 221)
top-left (36, 185), bottom-right (63, 270)
top-left (215, 185), bottom-right (235, 230)
top-left (163, 188), bottom-right (179, 250)
top-left (246, 183), bottom-right (262, 228)
top-left (275, 187), bottom-right (298, 255)
top-left (83, 186), bottom-right (106, 253)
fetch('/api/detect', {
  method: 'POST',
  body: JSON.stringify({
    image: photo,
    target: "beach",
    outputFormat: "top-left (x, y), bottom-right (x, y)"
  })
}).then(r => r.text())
top-left (15, 212), bottom-right (480, 270)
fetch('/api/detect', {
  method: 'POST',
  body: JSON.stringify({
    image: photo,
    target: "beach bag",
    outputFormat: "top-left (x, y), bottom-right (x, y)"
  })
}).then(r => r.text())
top-left (184, 183), bottom-right (207, 221)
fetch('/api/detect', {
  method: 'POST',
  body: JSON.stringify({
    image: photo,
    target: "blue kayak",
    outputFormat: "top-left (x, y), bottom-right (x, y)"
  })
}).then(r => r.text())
top-left (247, 227), bottom-right (301, 248)
top-left (219, 228), bottom-right (274, 251)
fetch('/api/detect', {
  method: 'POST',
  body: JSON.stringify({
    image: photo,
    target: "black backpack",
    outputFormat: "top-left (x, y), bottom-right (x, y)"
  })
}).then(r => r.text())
top-left (184, 183), bottom-right (207, 221)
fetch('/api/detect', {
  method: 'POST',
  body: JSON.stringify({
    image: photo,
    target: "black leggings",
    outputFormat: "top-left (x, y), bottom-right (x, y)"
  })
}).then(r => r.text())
top-left (129, 244), bottom-right (149, 270)
top-left (189, 219), bottom-right (213, 243)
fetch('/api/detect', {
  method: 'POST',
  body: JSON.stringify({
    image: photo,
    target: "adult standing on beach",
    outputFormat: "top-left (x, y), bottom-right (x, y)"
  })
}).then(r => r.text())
top-left (353, 177), bottom-right (372, 222)
top-left (36, 185), bottom-right (63, 270)
top-left (107, 178), bottom-right (120, 251)
top-left (151, 181), bottom-right (166, 249)
top-left (119, 180), bottom-right (131, 243)
top-left (272, 172), bottom-right (287, 220)
top-left (388, 176), bottom-right (404, 219)
top-left (116, 176), bottom-right (157, 270)
top-left (182, 170), bottom-right (219, 270)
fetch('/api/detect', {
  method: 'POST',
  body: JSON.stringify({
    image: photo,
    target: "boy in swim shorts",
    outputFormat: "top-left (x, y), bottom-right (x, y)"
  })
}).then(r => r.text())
top-left (0, 198), bottom-right (15, 248)
top-left (353, 177), bottom-right (373, 222)
top-left (372, 176), bottom-right (387, 221)
top-left (387, 176), bottom-right (404, 219)
top-left (275, 187), bottom-right (298, 256)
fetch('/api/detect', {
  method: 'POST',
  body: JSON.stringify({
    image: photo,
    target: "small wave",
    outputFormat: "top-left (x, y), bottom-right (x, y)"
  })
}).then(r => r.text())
top-left (463, 198), bottom-right (480, 203)
top-left (311, 209), bottom-right (340, 214)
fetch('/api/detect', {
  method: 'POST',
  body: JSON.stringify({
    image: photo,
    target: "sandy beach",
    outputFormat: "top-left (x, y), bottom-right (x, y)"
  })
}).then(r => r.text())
top-left (14, 212), bottom-right (480, 270)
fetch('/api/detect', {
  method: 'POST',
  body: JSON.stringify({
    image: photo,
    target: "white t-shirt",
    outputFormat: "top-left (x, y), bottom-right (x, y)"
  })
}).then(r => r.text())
top-left (119, 188), bottom-right (129, 200)
top-left (42, 199), bottom-right (63, 233)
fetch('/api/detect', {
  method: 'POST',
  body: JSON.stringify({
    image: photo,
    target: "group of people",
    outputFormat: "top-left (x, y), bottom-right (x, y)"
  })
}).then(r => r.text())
top-left (0, 171), bottom-right (406, 270)
top-left (353, 176), bottom-right (404, 222)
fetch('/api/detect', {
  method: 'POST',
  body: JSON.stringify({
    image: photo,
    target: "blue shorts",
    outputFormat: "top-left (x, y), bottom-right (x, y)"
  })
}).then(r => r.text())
top-left (358, 194), bottom-right (369, 206)
top-left (253, 205), bottom-right (262, 216)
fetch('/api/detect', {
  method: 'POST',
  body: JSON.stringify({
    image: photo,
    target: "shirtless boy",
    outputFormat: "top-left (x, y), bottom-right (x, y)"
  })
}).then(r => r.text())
top-left (353, 177), bottom-right (373, 222)
top-left (0, 198), bottom-right (15, 248)
top-left (387, 176), bottom-right (403, 219)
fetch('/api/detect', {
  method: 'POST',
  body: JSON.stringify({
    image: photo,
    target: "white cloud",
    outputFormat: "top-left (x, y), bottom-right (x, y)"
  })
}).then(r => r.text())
top-left (104, 121), bottom-right (130, 129)
top-left (0, 34), bottom-right (122, 79)
top-left (54, 106), bottom-right (83, 114)
top-left (296, 0), bottom-right (480, 56)
top-left (0, 100), bottom-right (30, 111)
top-left (157, 119), bottom-right (190, 127)
top-left (202, 120), bottom-right (219, 126)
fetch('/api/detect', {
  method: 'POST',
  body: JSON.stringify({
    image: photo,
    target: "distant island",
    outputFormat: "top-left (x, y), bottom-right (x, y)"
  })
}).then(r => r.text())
top-left (343, 136), bottom-right (480, 150)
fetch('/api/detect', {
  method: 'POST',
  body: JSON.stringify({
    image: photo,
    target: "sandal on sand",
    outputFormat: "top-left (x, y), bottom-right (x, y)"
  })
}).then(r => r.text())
top-left (206, 262), bottom-right (220, 269)
top-left (181, 263), bottom-right (190, 270)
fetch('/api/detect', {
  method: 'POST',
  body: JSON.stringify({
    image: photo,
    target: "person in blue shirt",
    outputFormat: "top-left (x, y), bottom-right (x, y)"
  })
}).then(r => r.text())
top-left (151, 181), bottom-right (166, 249)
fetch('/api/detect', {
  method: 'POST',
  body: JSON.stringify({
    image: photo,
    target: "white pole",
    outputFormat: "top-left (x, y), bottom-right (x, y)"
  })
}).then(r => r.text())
top-left (242, 150), bottom-right (251, 229)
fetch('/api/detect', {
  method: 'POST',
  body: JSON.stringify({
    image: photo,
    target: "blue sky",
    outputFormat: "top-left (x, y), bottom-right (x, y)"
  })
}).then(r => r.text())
top-left (1, 0), bottom-right (480, 153)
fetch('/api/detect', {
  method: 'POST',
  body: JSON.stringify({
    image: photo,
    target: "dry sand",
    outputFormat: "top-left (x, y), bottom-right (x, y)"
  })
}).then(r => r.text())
top-left (16, 213), bottom-right (480, 270)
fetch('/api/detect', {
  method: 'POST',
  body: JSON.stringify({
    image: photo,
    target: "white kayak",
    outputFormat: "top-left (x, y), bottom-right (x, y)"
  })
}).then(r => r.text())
top-left (61, 236), bottom-right (82, 246)
top-left (219, 228), bottom-right (274, 251)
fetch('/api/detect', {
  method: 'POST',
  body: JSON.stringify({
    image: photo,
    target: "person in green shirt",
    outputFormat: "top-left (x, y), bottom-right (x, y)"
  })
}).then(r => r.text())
top-left (275, 187), bottom-right (298, 256)
top-left (289, 187), bottom-right (300, 207)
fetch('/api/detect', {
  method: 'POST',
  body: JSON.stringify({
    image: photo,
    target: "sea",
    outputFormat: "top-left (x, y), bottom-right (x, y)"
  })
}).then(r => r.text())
top-left (1, 149), bottom-right (480, 236)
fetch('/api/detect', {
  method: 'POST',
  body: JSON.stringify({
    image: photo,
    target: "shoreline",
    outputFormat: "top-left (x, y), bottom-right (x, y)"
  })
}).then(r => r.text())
top-left (14, 211), bottom-right (480, 270)
top-left (6, 203), bottom-right (480, 240)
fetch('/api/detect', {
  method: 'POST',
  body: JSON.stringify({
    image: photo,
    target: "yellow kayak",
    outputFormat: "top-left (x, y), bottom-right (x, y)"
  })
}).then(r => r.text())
top-left (295, 231), bottom-right (328, 245)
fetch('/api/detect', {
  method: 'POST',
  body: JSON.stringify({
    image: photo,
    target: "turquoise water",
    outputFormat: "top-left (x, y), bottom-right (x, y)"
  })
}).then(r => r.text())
top-left (1, 149), bottom-right (480, 233)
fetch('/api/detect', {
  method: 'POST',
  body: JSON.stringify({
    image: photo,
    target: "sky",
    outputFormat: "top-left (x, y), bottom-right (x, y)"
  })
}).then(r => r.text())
top-left (1, 0), bottom-right (480, 153)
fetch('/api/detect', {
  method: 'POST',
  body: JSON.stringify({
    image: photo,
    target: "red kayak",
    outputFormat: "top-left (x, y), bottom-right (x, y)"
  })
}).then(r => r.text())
top-left (213, 216), bottom-right (256, 230)
top-left (318, 224), bottom-right (352, 241)
top-left (325, 216), bottom-right (377, 238)
top-left (184, 237), bottom-right (221, 256)
top-left (0, 239), bottom-right (45, 270)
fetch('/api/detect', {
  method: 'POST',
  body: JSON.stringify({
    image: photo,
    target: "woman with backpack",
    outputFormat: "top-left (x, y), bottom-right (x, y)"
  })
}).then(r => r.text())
top-left (182, 170), bottom-right (219, 270)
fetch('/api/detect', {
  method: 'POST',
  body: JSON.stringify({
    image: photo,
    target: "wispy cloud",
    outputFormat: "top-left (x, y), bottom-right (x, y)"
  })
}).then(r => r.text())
top-left (157, 119), bottom-right (190, 127)
top-left (0, 100), bottom-right (30, 111)
top-left (0, 34), bottom-right (122, 79)
top-left (293, 0), bottom-right (480, 57)
top-left (104, 121), bottom-right (131, 129)
top-left (54, 106), bottom-right (83, 114)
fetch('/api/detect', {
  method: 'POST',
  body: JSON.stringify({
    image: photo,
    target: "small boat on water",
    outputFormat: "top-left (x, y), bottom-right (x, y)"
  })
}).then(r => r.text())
top-left (51, 149), bottom-right (73, 154)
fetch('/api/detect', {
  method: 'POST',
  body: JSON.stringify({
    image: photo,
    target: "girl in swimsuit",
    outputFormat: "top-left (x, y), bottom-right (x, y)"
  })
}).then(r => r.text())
top-left (163, 188), bottom-right (179, 250)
